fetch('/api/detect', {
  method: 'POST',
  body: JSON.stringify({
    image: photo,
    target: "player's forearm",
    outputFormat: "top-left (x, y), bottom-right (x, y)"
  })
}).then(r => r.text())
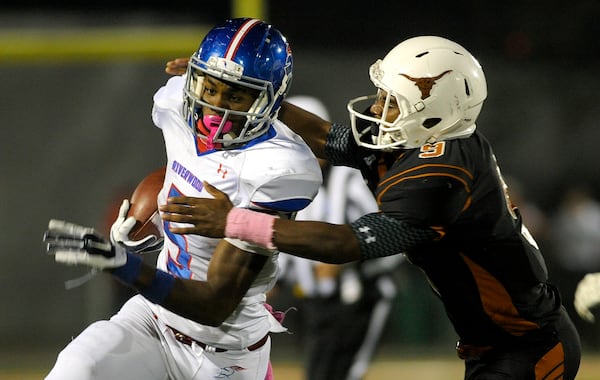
top-left (125, 262), bottom-right (238, 326)
top-left (225, 208), bottom-right (361, 263)
top-left (225, 209), bottom-right (441, 264)
top-left (162, 278), bottom-right (240, 326)
top-left (273, 219), bottom-right (362, 264)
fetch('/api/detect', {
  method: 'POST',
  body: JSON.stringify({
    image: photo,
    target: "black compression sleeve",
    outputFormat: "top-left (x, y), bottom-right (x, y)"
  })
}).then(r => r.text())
top-left (350, 213), bottom-right (439, 260)
top-left (324, 123), bottom-right (364, 168)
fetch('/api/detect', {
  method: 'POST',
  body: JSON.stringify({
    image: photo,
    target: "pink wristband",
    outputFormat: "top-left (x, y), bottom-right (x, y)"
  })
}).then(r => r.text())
top-left (225, 208), bottom-right (277, 250)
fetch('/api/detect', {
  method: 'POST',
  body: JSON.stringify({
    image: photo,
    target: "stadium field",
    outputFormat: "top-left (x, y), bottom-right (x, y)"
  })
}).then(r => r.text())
top-left (2, 353), bottom-right (598, 379)
top-left (271, 354), bottom-right (599, 380)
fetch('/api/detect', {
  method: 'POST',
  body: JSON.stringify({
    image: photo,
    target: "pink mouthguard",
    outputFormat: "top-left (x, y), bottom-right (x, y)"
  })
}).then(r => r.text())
top-left (203, 115), bottom-right (233, 149)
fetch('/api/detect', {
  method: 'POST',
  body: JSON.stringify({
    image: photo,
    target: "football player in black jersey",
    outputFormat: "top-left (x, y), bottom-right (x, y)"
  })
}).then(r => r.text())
top-left (161, 36), bottom-right (581, 379)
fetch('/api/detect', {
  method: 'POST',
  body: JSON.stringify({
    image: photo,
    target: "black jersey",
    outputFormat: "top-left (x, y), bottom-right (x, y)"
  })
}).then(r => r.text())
top-left (331, 126), bottom-right (561, 346)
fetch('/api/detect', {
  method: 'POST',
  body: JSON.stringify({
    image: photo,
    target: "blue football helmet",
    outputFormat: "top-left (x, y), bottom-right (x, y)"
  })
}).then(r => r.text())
top-left (183, 18), bottom-right (293, 149)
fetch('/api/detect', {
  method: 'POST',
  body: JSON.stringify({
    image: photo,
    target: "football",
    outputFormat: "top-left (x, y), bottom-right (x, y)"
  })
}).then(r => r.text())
top-left (127, 166), bottom-right (166, 240)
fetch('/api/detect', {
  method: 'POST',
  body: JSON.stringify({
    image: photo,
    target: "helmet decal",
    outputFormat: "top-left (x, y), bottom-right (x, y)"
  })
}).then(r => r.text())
top-left (224, 18), bottom-right (262, 60)
top-left (399, 70), bottom-right (453, 100)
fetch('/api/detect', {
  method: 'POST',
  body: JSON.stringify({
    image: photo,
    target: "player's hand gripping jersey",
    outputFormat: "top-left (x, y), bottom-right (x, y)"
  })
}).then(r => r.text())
top-left (151, 75), bottom-right (321, 349)
top-left (330, 125), bottom-right (560, 347)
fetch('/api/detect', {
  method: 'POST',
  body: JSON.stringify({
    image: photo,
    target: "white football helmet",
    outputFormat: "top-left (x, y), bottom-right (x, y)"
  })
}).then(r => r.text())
top-left (348, 36), bottom-right (487, 150)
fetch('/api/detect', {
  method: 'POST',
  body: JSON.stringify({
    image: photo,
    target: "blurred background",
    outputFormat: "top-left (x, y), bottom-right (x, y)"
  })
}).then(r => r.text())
top-left (2, 0), bottom-right (600, 377)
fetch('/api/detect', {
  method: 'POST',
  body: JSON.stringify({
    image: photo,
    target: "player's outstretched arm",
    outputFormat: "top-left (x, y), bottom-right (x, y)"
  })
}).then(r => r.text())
top-left (160, 182), bottom-right (440, 264)
top-left (278, 101), bottom-right (331, 159)
top-left (574, 272), bottom-right (600, 323)
top-left (160, 182), bottom-right (358, 264)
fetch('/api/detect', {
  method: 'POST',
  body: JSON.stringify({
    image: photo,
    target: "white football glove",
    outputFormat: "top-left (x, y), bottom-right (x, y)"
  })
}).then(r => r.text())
top-left (574, 272), bottom-right (600, 323)
top-left (44, 219), bottom-right (126, 269)
top-left (110, 199), bottom-right (163, 254)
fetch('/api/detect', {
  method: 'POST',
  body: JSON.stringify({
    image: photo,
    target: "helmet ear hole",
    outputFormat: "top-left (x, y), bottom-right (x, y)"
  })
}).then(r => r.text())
top-left (464, 79), bottom-right (471, 96)
top-left (423, 118), bottom-right (441, 129)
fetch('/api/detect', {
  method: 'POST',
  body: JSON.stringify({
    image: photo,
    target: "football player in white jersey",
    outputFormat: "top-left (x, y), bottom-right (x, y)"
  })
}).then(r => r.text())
top-left (43, 18), bottom-right (321, 380)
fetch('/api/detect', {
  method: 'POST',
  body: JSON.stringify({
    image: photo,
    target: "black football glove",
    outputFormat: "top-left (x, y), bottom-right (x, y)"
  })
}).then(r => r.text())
top-left (44, 219), bottom-right (127, 269)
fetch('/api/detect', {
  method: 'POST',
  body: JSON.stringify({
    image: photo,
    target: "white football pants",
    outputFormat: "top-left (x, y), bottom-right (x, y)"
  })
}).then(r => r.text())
top-left (45, 295), bottom-right (271, 380)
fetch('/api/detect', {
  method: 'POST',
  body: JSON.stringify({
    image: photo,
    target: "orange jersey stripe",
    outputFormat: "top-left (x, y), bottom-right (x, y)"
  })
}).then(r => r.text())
top-left (461, 254), bottom-right (540, 336)
top-left (377, 172), bottom-right (472, 206)
top-left (378, 163), bottom-right (474, 188)
top-left (535, 342), bottom-right (565, 380)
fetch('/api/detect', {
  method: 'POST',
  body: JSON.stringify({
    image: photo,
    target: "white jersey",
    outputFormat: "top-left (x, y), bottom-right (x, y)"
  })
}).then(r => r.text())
top-left (149, 76), bottom-right (322, 349)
